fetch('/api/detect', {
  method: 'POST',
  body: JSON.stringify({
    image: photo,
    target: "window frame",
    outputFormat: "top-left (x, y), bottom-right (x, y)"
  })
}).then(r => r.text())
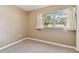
top-left (41, 10), bottom-right (67, 29)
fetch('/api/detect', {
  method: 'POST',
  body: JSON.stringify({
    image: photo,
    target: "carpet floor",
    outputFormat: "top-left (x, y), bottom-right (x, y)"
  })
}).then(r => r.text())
top-left (0, 39), bottom-right (78, 53)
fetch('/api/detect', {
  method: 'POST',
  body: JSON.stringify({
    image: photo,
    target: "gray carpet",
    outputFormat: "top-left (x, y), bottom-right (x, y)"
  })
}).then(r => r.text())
top-left (0, 40), bottom-right (78, 53)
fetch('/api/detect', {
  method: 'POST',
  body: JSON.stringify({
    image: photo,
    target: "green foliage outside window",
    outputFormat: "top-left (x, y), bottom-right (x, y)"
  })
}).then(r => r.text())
top-left (42, 12), bottom-right (67, 27)
top-left (42, 15), bottom-right (52, 26)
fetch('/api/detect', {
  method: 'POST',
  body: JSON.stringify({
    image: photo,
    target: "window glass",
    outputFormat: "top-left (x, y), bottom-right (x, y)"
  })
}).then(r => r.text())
top-left (42, 11), bottom-right (67, 28)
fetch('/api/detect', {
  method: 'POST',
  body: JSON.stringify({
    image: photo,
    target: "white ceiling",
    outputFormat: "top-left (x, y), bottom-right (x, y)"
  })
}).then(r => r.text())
top-left (16, 5), bottom-right (49, 11)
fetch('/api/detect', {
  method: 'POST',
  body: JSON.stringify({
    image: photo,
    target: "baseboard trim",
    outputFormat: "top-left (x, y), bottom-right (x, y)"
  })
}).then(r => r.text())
top-left (0, 38), bottom-right (27, 51)
top-left (26, 38), bottom-right (79, 52)
top-left (0, 37), bottom-right (79, 52)
top-left (26, 38), bottom-right (75, 49)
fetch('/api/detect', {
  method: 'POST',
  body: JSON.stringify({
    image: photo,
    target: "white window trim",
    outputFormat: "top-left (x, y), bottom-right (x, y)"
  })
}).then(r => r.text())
top-left (36, 7), bottom-right (76, 30)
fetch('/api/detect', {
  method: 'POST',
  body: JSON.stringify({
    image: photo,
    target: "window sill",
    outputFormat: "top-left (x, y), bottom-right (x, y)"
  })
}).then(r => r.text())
top-left (42, 27), bottom-right (76, 32)
top-left (43, 26), bottom-right (65, 29)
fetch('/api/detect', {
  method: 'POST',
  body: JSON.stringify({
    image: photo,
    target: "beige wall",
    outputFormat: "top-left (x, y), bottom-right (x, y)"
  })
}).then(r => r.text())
top-left (0, 5), bottom-right (76, 47)
top-left (27, 5), bottom-right (76, 46)
top-left (0, 6), bottom-right (27, 47)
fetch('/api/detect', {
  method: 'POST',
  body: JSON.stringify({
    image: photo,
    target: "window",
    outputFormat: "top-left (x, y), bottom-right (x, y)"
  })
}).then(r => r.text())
top-left (42, 11), bottom-right (67, 28)
top-left (36, 7), bottom-right (76, 30)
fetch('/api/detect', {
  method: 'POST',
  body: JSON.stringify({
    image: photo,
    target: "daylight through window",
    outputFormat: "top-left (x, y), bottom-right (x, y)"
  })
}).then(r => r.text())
top-left (42, 11), bottom-right (67, 28)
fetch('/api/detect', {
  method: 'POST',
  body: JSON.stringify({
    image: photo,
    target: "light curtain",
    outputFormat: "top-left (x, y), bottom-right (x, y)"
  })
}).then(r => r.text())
top-left (36, 14), bottom-right (44, 29)
top-left (66, 7), bottom-right (76, 30)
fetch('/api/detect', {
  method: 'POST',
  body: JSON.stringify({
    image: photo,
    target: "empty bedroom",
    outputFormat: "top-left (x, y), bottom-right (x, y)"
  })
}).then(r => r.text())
top-left (0, 5), bottom-right (78, 53)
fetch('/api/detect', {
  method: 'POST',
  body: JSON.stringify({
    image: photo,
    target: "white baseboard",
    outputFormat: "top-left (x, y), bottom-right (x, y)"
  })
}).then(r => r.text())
top-left (26, 38), bottom-right (79, 52)
top-left (0, 38), bottom-right (27, 51)
top-left (26, 38), bottom-right (75, 49)
top-left (0, 37), bottom-right (79, 52)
